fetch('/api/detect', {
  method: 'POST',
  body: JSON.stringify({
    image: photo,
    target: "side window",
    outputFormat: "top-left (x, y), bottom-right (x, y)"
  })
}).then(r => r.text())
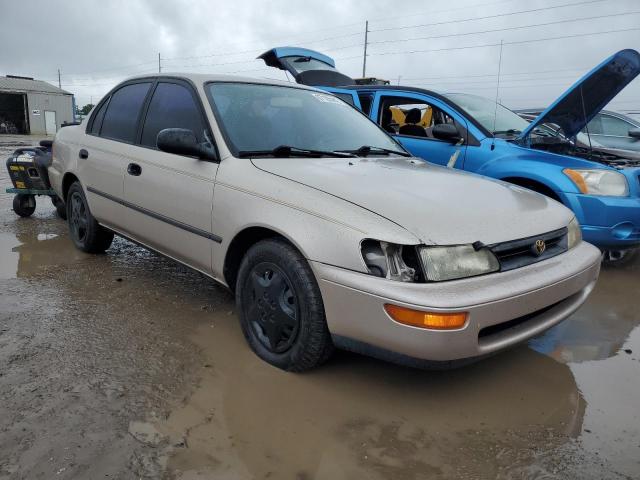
top-left (100, 82), bottom-right (152, 143)
top-left (585, 115), bottom-right (603, 135)
top-left (89, 99), bottom-right (109, 135)
top-left (600, 114), bottom-right (632, 137)
top-left (378, 96), bottom-right (455, 138)
top-left (141, 82), bottom-right (206, 148)
top-left (358, 94), bottom-right (373, 116)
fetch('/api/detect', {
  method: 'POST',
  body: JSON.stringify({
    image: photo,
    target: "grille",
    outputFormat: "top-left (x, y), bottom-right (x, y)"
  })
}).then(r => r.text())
top-left (489, 227), bottom-right (568, 272)
top-left (478, 299), bottom-right (563, 340)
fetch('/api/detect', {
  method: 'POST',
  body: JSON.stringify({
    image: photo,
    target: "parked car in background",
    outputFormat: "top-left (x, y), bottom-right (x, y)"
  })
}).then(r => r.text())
top-left (260, 47), bottom-right (640, 264)
top-left (49, 74), bottom-right (600, 371)
top-left (517, 109), bottom-right (640, 153)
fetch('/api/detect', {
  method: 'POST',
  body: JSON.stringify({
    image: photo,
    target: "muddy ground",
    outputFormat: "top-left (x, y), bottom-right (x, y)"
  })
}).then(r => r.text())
top-left (0, 135), bottom-right (638, 480)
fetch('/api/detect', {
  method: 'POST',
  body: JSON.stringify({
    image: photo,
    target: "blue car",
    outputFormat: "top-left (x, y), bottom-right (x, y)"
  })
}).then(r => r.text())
top-left (260, 47), bottom-right (640, 263)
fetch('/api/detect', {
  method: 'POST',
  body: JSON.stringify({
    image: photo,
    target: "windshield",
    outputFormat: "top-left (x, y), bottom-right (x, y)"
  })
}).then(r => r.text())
top-left (208, 83), bottom-right (404, 155)
top-left (444, 93), bottom-right (530, 135)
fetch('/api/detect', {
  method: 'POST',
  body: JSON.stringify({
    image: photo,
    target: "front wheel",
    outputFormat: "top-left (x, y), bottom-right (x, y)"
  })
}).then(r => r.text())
top-left (66, 182), bottom-right (114, 253)
top-left (13, 194), bottom-right (36, 217)
top-left (603, 248), bottom-right (638, 267)
top-left (236, 238), bottom-right (334, 371)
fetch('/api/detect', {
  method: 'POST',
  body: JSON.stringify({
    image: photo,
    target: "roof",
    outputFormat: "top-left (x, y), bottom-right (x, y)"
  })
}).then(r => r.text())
top-left (0, 76), bottom-right (71, 95)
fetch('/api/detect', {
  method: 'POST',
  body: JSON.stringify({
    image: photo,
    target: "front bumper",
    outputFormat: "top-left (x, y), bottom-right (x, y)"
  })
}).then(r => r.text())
top-left (313, 241), bottom-right (601, 363)
top-left (562, 192), bottom-right (640, 249)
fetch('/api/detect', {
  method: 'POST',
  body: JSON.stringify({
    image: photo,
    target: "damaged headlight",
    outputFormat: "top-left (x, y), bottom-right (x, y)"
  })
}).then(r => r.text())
top-left (419, 245), bottom-right (499, 282)
top-left (567, 217), bottom-right (582, 249)
top-left (563, 169), bottom-right (629, 197)
top-left (361, 240), bottom-right (418, 282)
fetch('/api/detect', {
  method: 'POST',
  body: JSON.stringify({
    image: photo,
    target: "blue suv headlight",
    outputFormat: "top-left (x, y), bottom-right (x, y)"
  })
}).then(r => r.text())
top-left (563, 169), bottom-right (629, 197)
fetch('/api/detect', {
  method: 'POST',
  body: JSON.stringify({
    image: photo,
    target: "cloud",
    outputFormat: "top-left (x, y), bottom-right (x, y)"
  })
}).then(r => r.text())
top-left (1, 0), bottom-right (638, 112)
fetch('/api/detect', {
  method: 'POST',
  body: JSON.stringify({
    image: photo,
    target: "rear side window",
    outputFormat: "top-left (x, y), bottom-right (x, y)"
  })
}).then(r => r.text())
top-left (90, 100), bottom-right (109, 135)
top-left (332, 93), bottom-right (355, 106)
top-left (100, 82), bottom-right (151, 143)
top-left (141, 82), bottom-right (206, 148)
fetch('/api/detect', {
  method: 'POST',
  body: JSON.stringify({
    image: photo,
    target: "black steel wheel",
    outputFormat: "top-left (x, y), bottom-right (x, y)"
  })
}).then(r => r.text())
top-left (236, 238), bottom-right (334, 371)
top-left (66, 182), bottom-right (114, 253)
top-left (12, 194), bottom-right (36, 217)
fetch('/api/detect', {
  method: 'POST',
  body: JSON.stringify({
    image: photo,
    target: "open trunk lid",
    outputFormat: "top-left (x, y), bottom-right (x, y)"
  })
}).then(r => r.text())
top-left (258, 46), bottom-right (354, 87)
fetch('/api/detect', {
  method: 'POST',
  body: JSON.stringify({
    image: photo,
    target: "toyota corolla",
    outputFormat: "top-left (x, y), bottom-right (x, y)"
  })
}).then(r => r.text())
top-left (49, 74), bottom-right (601, 370)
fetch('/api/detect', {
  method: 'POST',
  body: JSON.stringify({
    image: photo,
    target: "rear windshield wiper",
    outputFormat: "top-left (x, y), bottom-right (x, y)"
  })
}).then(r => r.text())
top-left (238, 145), bottom-right (356, 158)
top-left (338, 145), bottom-right (412, 157)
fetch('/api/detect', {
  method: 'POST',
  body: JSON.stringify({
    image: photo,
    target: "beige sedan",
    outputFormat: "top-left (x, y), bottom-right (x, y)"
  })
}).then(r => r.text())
top-left (49, 74), bottom-right (601, 371)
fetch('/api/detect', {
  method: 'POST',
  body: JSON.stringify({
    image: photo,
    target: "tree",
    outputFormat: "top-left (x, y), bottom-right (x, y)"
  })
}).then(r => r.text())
top-left (80, 104), bottom-right (95, 115)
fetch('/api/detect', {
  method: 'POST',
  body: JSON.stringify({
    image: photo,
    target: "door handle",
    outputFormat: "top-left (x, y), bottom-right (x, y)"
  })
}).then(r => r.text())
top-left (79, 149), bottom-right (89, 159)
top-left (127, 163), bottom-right (142, 176)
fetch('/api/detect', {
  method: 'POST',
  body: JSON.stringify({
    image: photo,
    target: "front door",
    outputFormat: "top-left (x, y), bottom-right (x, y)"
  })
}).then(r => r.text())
top-left (44, 110), bottom-right (56, 135)
top-left (122, 80), bottom-right (219, 275)
top-left (371, 92), bottom-right (468, 168)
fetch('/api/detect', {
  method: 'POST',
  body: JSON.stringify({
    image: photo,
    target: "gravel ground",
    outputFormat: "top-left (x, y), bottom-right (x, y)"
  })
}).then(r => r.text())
top-left (0, 135), bottom-right (638, 479)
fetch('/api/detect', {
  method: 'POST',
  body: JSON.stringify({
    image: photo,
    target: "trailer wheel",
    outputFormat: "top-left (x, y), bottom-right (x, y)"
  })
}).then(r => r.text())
top-left (13, 194), bottom-right (36, 217)
top-left (52, 196), bottom-right (67, 220)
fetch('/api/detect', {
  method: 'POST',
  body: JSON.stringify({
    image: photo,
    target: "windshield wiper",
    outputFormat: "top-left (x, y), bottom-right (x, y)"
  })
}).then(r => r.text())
top-left (492, 129), bottom-right (521, 136)
top-left (338, 145), bottom-right (411, 157)
top-left (238, 145), bottom-right (356, 158)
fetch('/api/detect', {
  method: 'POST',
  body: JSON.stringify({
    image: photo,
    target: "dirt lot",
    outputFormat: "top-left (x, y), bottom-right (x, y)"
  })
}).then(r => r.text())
top-left (0, 135), bottom-right (639, 479)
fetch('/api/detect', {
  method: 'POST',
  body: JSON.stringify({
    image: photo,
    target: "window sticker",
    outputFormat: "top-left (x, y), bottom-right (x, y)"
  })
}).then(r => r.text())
top-left (311, 93), bottom-right (347, 105)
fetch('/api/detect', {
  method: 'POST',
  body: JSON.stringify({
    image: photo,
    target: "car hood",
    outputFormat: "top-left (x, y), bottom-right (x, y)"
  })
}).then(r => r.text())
top-left (520, 49), bottom-right (640, 140)
top-left (251, 156), bottom-right (572, 245)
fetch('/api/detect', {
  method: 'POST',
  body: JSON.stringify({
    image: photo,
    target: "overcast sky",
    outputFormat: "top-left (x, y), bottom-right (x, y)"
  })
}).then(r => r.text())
top-left (1, 0), bottom-right (638, 113)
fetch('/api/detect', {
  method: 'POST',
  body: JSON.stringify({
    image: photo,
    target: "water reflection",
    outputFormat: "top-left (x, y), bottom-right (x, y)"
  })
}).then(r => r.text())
top-left (530, 254), bottom-right (640, 363)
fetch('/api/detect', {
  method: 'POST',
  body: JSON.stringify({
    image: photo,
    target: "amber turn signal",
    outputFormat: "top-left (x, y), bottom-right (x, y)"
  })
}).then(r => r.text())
top-left (563, 169), bottom-right (588, 194)
top-left (384, 304), bottom-right (468, 330)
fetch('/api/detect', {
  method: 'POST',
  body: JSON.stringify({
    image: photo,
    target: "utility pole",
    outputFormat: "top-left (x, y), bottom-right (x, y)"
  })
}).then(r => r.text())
top-left (362, 20), bottom-right (369, 78)
top-left (158, 53), bottom-right (161, 73)
top-left (57, 69), bottom-right (61, 89)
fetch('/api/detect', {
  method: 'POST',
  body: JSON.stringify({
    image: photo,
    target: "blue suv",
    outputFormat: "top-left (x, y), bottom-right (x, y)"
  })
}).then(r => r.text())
top-left (260, 47), bottom-right (640, 263)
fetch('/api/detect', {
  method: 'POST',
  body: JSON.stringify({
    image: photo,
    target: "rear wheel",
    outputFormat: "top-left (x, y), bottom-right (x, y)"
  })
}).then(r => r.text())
top-left (13, 194), bottom-right (36, 217)
top-left (236, 238), bottom-right (333, 371)
top-left (66, 182), bottom-right (114, 253)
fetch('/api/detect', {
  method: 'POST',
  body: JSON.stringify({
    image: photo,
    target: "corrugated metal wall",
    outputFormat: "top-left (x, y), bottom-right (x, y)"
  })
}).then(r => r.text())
top-left (25, 92), bottom-right (74, 135)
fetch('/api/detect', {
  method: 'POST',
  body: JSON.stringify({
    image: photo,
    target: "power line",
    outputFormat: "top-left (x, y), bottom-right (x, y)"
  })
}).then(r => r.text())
top-left (369, 0), bottom-right (603, 33)
top-left (401, 67), bottom-right (591, 82)
top-left (368, 27), bottom-right (640, 57)
top-left (368, 10), bottom-right (640, 46)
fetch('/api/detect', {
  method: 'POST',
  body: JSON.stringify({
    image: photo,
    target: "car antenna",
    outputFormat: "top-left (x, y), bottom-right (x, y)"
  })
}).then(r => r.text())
top-left (579, 85), bottom-right (594, 158)
top-left (491, 40), bottom-right (504, 151)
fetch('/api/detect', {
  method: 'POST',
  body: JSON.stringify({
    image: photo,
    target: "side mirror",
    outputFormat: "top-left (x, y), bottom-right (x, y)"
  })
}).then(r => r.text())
top-left (157, 128), bottom-right (217, 160)
top-left (432, 123), bottom-right (462, 143)
top-left (628, 128), bottom-right (640, 139)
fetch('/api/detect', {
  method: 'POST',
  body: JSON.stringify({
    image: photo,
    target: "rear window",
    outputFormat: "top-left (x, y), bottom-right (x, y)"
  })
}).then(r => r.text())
top-left (100, 82), bottom-right (151, 143)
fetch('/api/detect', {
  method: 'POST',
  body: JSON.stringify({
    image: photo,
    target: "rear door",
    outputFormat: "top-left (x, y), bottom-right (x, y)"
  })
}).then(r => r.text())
top-left (81, 80), bottom-right (152, 227)
top-left (370, 91), bottom-right (468, 167)
top-left (122, 79), bottom-right (219, 275)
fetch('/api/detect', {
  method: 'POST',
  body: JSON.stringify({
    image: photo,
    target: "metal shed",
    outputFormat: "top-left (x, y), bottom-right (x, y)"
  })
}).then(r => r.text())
top-left (0, 75), bottom-right (74, 135)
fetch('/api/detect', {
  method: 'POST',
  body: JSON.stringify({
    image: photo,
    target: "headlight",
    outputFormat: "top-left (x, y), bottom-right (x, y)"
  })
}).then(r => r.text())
top-left (361, 240), bottom-right (417, 282)
top-left (419, 245), bottom-right (499, 282)
top-left (563, 168), bottom-right (628, 196)
top-left (567, 217), bottom-right (582, 249)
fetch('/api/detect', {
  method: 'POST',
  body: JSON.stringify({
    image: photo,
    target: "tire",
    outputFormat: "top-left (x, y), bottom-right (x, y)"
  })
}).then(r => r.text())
top-left (13, 194), bottom-right (36, 217)
top-left (52, 196), bottom-right (67, 220)
top-left (236, 238), bottom-right (334, 371)
top-left (66, 181), bottom-right (114, 253)
top-left (602, 248), bottom-right (638, 267)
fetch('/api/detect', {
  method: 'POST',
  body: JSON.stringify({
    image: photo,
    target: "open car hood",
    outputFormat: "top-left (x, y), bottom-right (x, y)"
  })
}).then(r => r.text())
top-left (520, 49), bottom-right (640, 140)
top-left (258, 47), bottom-right (354, 87)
